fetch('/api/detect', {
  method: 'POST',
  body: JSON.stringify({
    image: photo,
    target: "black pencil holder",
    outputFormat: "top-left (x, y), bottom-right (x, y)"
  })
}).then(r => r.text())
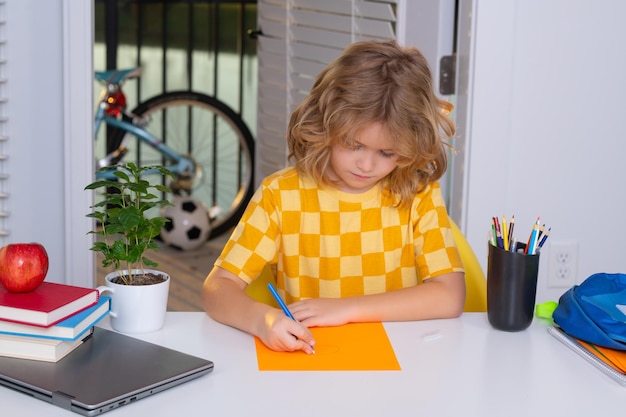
top-left (487, 243), bottom-right (540, 331)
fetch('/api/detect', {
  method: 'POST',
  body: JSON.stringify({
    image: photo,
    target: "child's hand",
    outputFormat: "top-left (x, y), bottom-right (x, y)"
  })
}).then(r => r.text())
top-left (257, 308), bottom-right (316, 354)
top-left (289, 298), bottom-right (353, 327)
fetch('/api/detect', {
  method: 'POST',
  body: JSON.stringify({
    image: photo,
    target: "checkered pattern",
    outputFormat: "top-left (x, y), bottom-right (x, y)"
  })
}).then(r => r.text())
top-left (215, 167), bottom-right (463, 302)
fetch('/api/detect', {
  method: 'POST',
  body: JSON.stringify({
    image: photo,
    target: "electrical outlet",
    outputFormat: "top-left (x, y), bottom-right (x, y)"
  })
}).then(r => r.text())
top-left (547, 241), bottom-right (579, 288)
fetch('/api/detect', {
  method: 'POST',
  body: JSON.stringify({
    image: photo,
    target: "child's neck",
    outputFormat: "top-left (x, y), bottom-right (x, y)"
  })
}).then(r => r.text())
top-left (321, 182), bottom-right (381, 202)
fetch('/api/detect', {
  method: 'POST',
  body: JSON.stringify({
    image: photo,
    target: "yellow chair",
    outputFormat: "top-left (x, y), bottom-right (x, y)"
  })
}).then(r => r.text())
top-left (245, 217), bottom-right (487, 312)
top-left (245, 264), bottom-right (279, 307)
top-left (449, 218), bottom-right (487, 312)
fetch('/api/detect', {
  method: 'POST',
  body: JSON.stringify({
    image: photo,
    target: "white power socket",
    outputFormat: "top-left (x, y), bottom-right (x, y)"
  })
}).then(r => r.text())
top-left (547, 241), bottom-right (579, 288)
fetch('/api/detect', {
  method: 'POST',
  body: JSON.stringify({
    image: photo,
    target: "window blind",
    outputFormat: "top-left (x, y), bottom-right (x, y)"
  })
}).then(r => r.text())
top-left (255, 0), bottom-right (398, 184)
top-left (0, 0), bottom-right (8, 241)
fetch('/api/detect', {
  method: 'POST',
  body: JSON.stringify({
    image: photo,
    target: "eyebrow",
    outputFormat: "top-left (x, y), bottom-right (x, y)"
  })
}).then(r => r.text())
top-left (352, 140), bottom-right (395, 153)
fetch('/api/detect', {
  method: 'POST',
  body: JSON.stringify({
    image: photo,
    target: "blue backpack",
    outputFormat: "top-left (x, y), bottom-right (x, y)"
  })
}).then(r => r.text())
top-left (552, 273), bottom-right (626, 350)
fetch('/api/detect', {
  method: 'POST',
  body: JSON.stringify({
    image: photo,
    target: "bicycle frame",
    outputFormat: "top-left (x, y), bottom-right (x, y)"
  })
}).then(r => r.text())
top-left (94, 70), bottom-right (195, 180)
top-left (92, 68), bottom-right (257, 240)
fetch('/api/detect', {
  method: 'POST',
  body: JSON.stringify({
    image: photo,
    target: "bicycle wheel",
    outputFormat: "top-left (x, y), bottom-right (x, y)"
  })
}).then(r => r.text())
top-left (112, 91), bottom-right (255, 240)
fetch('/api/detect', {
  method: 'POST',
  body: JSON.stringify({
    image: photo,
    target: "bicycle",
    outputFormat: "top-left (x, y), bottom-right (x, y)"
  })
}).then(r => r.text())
top-left (94, 68), bottom-right (255, 240)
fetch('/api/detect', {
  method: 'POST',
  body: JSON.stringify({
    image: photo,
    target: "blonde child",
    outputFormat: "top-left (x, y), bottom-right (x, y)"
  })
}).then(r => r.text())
top-left (202, 40), bottom-right (465, 354)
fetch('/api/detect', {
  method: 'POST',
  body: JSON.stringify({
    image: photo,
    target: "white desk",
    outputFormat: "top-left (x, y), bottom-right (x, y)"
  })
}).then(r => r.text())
top-left (2, 313), bottom-right (624, 417)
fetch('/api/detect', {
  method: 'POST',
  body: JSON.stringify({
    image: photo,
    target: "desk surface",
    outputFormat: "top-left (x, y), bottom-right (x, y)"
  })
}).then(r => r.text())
top-left (2, 313), bottom-right (624, 417)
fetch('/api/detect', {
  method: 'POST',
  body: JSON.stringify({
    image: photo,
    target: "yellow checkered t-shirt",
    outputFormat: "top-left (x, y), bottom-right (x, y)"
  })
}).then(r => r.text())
top-left (216, 167), bottom-right (463, 303)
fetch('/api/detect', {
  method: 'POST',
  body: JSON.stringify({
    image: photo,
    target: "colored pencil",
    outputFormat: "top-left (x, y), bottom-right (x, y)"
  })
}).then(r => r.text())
top-left (525, 217), bottom-right (540, 254)
top-left (507, 216), bottom-right (515, 247)
top-left (489, 215), bottom-right (549, 255)
top-left (502, 215), bottom-right (509, 251)
top-left (537, 227), bottom-right (551, 249)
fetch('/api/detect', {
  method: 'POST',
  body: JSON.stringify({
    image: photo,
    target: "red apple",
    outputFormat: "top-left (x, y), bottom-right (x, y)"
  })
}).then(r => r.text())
top-left (0, 243), bottom-right (49, 292)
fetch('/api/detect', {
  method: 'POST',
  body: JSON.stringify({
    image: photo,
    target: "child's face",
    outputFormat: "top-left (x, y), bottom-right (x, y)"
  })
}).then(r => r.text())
top-left (327, 123), bottom-right (399, 194)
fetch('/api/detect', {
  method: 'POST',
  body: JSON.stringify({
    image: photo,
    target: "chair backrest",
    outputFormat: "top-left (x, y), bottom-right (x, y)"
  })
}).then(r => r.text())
top-left (449, 218), bottom-right (487, 312)
top-left (245, 264), bottom-right (279, 307)
top-left (245, 218), bottom-right (488, 313)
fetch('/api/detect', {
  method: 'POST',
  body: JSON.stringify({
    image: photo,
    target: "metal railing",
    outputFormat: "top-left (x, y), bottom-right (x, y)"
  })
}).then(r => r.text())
top-left (94, 0), bottom-right (258, 154)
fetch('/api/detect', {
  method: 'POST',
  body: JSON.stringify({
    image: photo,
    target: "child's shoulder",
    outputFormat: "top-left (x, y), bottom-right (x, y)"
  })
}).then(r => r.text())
top-left (261, 166), bottom-right (315, 191)
top-left (262, 166), bottom-right (298, 187)
top-left (417, 181), bottom-right (440, 196)
top-left (409, 181), bottom-right (447, 212)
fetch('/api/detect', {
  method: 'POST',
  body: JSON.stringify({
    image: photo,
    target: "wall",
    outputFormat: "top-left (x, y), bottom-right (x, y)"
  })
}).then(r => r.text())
top-left (456, 0), bottom-right (626, 302)
top-left (5, 1), bottom-right (93, 286)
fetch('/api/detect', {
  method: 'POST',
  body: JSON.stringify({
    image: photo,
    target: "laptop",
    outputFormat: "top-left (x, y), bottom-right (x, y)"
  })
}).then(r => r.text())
top-left (0, 327), bottom-right (214, 416)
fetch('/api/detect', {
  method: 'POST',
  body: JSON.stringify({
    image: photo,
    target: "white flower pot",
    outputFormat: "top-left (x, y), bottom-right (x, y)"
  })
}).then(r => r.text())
top-left (97, 269), bottom-right (170, 334)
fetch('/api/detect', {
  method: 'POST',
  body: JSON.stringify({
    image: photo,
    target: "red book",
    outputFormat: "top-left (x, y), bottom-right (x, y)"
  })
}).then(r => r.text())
top-left (0, 282), bottom-right (99, 327)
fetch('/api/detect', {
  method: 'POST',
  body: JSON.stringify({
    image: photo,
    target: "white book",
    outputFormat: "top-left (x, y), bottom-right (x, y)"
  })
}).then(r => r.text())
top-left (0, 328), bottom-right (92, 362)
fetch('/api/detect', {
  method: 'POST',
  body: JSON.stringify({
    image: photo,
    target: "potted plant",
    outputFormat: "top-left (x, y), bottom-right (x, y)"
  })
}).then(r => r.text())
top-left (86, 162), bottom-right (175, 333)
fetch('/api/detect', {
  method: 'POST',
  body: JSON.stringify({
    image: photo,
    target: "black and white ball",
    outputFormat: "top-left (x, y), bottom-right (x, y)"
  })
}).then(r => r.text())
top-left (161, 196), bottom-right (211, 250)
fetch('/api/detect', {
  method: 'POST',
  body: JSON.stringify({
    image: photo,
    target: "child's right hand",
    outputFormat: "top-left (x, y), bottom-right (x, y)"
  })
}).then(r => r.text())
top-left (257, 308), bottom-right (316, 354)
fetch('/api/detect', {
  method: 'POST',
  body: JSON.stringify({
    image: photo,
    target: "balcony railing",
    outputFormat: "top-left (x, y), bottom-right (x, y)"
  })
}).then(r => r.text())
top-left (94, 0), bottom-right (258, 152)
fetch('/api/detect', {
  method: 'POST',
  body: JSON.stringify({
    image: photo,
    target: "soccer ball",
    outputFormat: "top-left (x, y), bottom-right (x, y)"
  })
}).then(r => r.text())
top-left (160, 196), bottom-right (211, 250)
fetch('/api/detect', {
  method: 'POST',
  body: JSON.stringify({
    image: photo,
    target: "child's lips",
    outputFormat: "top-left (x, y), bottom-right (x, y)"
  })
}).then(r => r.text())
top-left (351, 172), bottom-right (372, 180)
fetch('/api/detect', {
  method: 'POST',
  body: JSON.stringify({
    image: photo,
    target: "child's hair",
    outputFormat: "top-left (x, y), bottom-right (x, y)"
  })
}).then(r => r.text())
top-left (287, 40), bottom-right (455, 207)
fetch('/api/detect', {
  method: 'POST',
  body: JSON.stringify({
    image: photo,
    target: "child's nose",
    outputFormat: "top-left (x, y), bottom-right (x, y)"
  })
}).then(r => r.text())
top-left (357, 152), bottom-right (375, 172)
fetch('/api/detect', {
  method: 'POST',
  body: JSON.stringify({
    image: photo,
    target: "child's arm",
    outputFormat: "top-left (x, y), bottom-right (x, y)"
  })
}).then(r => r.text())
top-left (288, 272), bottom-right (465, 327)
top-left (202, 266), bottom-right (316, 354)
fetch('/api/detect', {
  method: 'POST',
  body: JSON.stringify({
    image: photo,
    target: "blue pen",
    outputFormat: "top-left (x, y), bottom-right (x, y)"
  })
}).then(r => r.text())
top-left (267, 283), bottom-right (295, 320)
top-left (267, 283), bottom-right (315, 354)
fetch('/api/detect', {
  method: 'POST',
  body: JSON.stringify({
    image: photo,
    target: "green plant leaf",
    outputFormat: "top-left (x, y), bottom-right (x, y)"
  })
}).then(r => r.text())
top-left (85, 161), bottom-right (174, 284)
top-left (113, 170), bottom-right (130, 182)
top-left (143, 257), bottom-right (159, 267)
top-left (117, 207), bottom-right (142, 229)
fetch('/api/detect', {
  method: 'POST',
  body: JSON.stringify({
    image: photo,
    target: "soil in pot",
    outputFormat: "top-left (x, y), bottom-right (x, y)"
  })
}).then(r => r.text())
top-left (110, 272), bottom-right (168, 286)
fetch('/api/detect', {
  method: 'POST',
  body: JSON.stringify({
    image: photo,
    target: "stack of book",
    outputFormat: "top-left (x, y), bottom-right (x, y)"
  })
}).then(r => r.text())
top-left (0, 282), bottom-right (110, 362)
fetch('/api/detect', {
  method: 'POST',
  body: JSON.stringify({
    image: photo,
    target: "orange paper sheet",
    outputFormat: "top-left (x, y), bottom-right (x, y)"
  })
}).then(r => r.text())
top-left (577, 339), bottom-right (626, 374)
top-left (255, 322), bottom-right (401, 371)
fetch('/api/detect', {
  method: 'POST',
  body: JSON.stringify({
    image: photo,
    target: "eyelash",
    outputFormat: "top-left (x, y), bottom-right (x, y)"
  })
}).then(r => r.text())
top-left (348, 144), bottom-right (395, 158)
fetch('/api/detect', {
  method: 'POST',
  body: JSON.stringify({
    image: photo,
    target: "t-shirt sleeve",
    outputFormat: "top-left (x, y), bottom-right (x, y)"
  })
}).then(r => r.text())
top-left (214, 183), bottom-right (280, 284)
top-left (412, 183), bottom-right (464, 280)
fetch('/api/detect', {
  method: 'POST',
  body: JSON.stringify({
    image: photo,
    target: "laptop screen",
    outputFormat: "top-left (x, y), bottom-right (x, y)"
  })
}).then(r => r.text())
top-left (0, 327), bottom-right (214, 416)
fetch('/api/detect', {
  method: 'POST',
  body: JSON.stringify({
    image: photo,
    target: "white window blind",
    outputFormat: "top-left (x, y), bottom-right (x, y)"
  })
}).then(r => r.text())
top-left (0, 0), bottom-right (8, 241)
top-left (255, 0), bottom-right (398, 184)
